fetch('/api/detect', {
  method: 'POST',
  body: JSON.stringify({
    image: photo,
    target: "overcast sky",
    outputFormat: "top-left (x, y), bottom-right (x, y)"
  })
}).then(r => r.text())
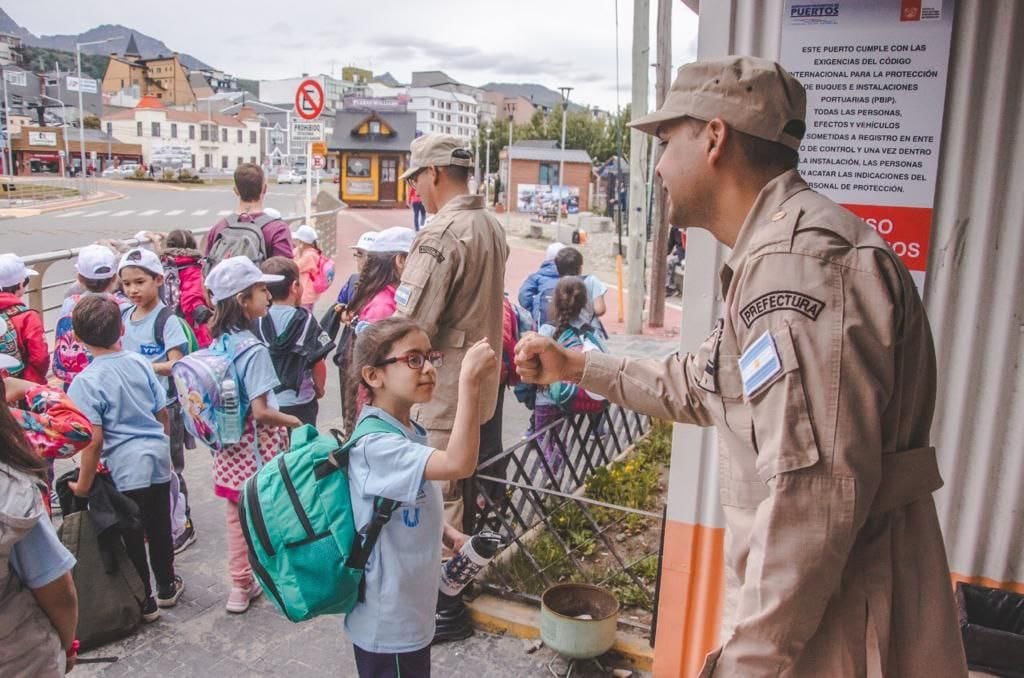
top-left (6, 0), bottom-right (698, 111)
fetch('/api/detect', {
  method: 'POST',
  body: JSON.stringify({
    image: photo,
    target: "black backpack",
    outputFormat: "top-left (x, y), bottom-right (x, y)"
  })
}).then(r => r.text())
top-left (254, 308), bottom-right (335, 393)
top-left (205, 213), bottom-right (276, 272)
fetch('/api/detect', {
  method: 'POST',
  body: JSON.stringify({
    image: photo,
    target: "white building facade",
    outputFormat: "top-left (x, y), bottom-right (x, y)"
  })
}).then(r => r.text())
top-left (405, 88), bottom-right (478, 141)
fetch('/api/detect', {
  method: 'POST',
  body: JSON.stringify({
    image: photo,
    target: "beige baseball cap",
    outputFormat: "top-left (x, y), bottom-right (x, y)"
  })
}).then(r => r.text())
top-left (630, 55), bottom-right (807, 151)
top-left (400, 133), bottom-right (474, 180)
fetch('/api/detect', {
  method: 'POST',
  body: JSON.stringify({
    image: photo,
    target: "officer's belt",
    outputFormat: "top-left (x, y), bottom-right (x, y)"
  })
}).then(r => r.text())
top-left (869, 446), bottom-right (942, 516)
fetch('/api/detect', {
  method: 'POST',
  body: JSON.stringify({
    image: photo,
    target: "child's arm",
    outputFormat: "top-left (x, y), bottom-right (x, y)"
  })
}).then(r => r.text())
top-left (69, 425), bottom-right (103, 497)
top-left (593, 294), bottom-right (607, 318)
top-left (250, 393), bottom-right (302, 429)
top-left (152, 347), bottom-right (184, 377)
top-left (424, 339), bottom-right (498, 481)
top-left (31, 571), bottom-right (78, 660)
top-left (312, 360), bottom-right (327, 399)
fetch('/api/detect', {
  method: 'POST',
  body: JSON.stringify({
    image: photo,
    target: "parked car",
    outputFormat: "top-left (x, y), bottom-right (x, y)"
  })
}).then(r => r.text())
top-left (276, 169), bottom-right (307, 184)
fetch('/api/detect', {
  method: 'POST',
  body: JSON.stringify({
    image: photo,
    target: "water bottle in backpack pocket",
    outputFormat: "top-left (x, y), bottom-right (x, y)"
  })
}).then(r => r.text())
top-left (172, 335), bottom-right (262, 451)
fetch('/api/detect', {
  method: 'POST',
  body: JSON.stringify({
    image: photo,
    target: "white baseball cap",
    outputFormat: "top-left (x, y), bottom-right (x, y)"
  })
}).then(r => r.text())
top-left (75, 245), bottom-right (118, 281)
top-left (0, 253), bottom-right (39, 289)
top-left (118, 248), bottom-right (164, 276)
top-left (0, 352), bottom-right (21, 372)
top-left (545, 242), bottom-right (566, 261)
top-left (368, 227), bottom-right (415, 254)
top-left (206, 256), bottom-right (284, 302)
top-left (351, 231), bottom-right (377, 251)
top-left (292, 224), bottom-right (318, 245)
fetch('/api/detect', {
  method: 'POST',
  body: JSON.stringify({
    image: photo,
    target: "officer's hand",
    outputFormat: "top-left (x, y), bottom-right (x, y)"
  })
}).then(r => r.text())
top-left (459, 338), bottom-right (498, 385)
top-left (515, 333), bottom-right (579, 385)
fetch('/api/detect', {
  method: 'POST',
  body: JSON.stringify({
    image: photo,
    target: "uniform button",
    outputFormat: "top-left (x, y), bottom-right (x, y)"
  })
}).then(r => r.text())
top-left (771, 211), bottom-right (787, 222)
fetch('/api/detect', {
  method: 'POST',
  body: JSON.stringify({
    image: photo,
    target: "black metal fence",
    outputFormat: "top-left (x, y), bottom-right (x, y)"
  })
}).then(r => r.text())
top-left (464, 404), bottom-right (664, 635)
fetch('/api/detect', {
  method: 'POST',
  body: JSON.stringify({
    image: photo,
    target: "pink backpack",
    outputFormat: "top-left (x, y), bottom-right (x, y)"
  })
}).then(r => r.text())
top-left (310, 251), bottom-right (335, 294)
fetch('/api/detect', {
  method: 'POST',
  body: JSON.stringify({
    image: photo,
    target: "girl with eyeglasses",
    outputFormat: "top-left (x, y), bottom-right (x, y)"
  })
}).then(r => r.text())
top-left (343, 317), bottom-right (496, 678)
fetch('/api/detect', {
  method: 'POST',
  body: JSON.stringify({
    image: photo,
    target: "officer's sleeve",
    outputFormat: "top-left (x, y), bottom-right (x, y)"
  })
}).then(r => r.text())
top-left (578, 342), bottom-right (716, 427)
top-left (708, 250), bottom-right (896, 675)
top-left (393, 232), bottom-right (456, 338)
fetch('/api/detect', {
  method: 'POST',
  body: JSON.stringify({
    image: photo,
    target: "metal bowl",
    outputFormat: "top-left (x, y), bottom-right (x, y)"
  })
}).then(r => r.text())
top-left (540, 583), bottom-right (620, 660)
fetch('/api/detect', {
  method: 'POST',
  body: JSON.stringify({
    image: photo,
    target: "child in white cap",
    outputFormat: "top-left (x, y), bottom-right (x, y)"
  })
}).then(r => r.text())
top-left (336, 231), bottom-right (377, 309)
top-left (0, 253), bottom-right (46, 384)
top-left (203, 256), bottom-right (302, 613)
top-left (291, 223), bottom-right (330, 311)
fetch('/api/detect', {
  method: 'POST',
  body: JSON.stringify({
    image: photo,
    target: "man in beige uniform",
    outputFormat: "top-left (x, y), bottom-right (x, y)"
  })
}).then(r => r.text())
top-left (516, 57), bottom-right (967, 676)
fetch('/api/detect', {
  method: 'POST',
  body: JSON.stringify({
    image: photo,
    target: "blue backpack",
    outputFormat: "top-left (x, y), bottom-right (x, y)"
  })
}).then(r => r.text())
top-left (547, 325), bottom-right (609, 413)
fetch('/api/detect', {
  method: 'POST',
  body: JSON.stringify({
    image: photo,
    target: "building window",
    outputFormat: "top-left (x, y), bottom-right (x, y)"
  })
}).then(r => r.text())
top-left (204, 153), bottom-right (212, 167)
top-left (221, 128), bottom-right (227, 142)
top-left (250, 156), bottom-right (256, 164)
top-left (237, 156), bottom-right (243, 167)
top-left (539, 162), bottom-right (560, 185)
top-left (191, 154), bottom-right (196, 168)
top-left (189, 125), bottom-right (195, 140)
top-left (347, 156), bottom-right (371, 177)
top-left (106, 122), bottom-right (112, 135)
top-left (237, 129), bottom-right (242, 143)
top-left (170, 123), bottom-right (177, 138)
top-left (369, 121), bottom-right (381, 135)
top-left (137, 121), bottom-right (143, 136)
top-left (249, 130), bottom-right (257, 144)
top-left (221, 155), bottom-right (228, 169)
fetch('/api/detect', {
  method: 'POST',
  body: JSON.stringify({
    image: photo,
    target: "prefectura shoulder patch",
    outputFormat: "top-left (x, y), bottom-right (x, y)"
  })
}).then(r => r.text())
top-left (418, 245), bottom-right (445, 263)
top-left (740, 290), bottom-right (824, 328)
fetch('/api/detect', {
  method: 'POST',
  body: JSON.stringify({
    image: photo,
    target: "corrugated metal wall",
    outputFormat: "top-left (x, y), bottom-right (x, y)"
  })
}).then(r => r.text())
top-left (684, 0), bottom-right (1024, 588)
top-left (926, 0), bottom-right (1024, 588)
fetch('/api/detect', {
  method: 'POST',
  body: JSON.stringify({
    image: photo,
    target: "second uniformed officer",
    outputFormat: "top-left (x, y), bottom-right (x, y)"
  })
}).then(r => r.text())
top-left (516, 57), bottom-right (967, 676)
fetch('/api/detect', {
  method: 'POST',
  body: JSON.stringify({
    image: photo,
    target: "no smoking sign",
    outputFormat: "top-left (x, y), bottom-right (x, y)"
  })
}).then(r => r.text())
top-left (295, 79), bottom-right (324, 120)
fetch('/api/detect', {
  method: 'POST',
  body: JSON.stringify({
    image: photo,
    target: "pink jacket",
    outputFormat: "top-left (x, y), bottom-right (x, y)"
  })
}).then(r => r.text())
top-left (295, 248), bottom-right (320, 306)
top-left (359, 285), bottom-right (397, 323)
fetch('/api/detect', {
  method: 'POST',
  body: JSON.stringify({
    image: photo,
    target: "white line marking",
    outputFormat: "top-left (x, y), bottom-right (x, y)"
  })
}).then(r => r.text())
top-left (191, 209), bottom-right (209, 216)
top-left (83, 210), bottom-right (110, 217)
top-left (165, 209), bottom-right (184, 216)
top-left (54, 211), bottom-right (85, 218)
top-left (217, 210), bottom-right (233, 216)
top-left (139, 209), bottom-right (160, 216)
top-left (112, 209), bottom-right (136, 217)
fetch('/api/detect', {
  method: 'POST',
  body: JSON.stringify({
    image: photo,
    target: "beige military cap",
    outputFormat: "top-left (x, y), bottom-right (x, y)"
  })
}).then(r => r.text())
top-left (400, 133), bottom-right (474, 180)
top-left (631, 55), bottom-right (807, 151)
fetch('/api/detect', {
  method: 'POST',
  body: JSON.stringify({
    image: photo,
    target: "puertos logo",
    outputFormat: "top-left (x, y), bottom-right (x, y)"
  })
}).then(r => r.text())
top-left (790, 2), bottom-right (840, 24)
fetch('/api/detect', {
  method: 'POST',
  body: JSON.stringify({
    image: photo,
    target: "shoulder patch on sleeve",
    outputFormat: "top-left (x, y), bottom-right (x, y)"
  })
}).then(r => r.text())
top-left (418, 245), bottom-right (445, 263)
top-left (394, 284), bottom-right (412, 308)
top-left (739, 290), bottom-right (824, 328)
top-left (739, 330), bottom-right (782, 399)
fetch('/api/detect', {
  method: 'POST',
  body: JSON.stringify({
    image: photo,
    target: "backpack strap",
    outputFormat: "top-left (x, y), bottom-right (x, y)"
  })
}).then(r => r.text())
top-left (253, 315), bottom-right (278, 345)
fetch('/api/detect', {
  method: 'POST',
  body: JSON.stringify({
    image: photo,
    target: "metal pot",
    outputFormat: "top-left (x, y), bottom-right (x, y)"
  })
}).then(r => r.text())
top-left (540, 583), bottom-right (620, 660)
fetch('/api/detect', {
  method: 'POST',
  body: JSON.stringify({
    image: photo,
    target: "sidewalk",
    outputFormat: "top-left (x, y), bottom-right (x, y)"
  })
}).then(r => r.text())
top-left (66, 206), bottom-right (678, 675)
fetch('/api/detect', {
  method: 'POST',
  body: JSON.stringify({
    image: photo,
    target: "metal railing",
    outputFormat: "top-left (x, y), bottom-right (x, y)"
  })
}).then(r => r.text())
top-left (464, 404), bottom-right (664, 636)
top-left (20, 205), bottom-right (343, 330)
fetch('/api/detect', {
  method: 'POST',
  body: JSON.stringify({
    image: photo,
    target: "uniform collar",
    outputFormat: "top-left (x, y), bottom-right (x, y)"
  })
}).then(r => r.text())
top-left (720, 169), bottom-right (810, 294)
top-left (434, 194), bottom-right (485, 218)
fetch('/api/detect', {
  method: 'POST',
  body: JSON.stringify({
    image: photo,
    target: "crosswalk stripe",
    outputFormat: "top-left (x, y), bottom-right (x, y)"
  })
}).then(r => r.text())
top-left (55, 211), bottom-right (85, 218)
top-left (84, 210), bottom-right (110, 217)
top-left (191, 209), bottom-right (208, 216)
top-left (217, 210), bottom-right (233, 216)
top-left (165, 209), bottom-right (184, 216)
top-left (112, 210), bottom-right (136, 217)
top-left (138, 209), bottom-right (160, 216)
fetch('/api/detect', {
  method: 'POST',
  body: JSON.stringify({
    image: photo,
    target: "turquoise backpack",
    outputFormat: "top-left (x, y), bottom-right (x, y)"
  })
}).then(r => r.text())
top-left (238, 417), bottom-right (403, 622)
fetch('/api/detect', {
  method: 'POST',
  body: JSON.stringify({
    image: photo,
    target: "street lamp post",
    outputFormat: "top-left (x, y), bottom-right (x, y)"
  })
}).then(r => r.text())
top-left (76, 36), bottom-right (119, 192)
top-left (39, 94), bottom-right (71, 177)
top-left (485, 129), bottom-right (491, 202)
top-left (556, 86), bottom-right (573, 225)
top-left (504, 103), bottom-right (515, 232)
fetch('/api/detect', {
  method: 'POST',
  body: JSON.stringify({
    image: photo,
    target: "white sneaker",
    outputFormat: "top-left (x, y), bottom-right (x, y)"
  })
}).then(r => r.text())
top-left (225, 581), bottom-right (263, 614)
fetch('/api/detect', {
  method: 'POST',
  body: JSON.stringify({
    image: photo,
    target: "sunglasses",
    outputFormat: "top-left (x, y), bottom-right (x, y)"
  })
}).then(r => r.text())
top-left (375, 350), bottom-right (444, 370)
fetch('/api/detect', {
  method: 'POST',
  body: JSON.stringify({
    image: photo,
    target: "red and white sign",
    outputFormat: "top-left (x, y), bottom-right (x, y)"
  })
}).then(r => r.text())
top-left (781, 0), bottom-right (954, 291)
top-left (294, 79), bottom-right (325, 121)
top-left (312, 155), bottom-right (325, 170)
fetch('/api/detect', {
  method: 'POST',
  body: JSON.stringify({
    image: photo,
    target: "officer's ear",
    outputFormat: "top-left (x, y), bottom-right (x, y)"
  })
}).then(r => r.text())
top-left (705, 118), bottom-right (728, 166)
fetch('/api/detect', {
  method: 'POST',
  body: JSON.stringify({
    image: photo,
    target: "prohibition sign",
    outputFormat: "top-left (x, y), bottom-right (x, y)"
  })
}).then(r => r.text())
top-left (295, 79), bottom-right (325, 120)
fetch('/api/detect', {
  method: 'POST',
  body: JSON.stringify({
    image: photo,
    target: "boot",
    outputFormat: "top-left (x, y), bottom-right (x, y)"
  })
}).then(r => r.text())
top-left (432, 592), bottom-right (474, 644)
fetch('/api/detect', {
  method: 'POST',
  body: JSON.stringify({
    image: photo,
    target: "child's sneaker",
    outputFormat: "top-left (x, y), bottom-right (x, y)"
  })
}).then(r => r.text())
top-left (173, 521), bottom-right (197, 555)
top-left (156, 575), bottom-right (184, 608)
top-left (225, 580), bottom-right (263, 614)
top-left (141, 596), bottom-right (160, 623)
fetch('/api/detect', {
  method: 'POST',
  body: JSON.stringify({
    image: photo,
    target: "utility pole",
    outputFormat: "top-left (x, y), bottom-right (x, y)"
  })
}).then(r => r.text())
top-left (626, 0), bottom-right (650, 335)
top-left (504, 102), bottom-right (515, 232)
top-left (1, 68), bottom-right (14, 183)
top-left (647, 0), bottom-right (672, 328)
top-left (557, 86), bottom-right (573, 226)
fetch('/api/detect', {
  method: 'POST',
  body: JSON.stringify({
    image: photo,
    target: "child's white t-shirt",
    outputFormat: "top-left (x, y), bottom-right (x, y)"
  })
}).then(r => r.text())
top-left (344, 406), bottom-right (442, 654)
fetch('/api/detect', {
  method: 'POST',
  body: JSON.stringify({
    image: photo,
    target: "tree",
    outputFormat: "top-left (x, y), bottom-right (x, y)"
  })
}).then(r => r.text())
top-left (83, 115), bottom-right (101, 130)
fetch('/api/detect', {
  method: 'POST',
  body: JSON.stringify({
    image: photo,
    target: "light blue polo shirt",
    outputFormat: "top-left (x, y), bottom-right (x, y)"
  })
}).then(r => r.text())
top-left (121, 302), bottom-right (188, 403)
top-left (344, 406), bottom-right (442, 654)
top-left (68, 351), bottom-right (171, 492)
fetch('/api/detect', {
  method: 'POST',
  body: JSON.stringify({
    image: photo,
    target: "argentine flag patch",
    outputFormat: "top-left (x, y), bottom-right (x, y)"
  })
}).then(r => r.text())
top-left (739, 330), bottom-right (782, 399)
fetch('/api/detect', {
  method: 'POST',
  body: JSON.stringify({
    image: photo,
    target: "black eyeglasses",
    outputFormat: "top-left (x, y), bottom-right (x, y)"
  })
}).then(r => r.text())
top-left (375, 350), bottom-right (443, 370)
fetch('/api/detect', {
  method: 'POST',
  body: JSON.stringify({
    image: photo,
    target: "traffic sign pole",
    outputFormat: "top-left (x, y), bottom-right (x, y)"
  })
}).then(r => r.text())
top-left (305, 142), bottom-right (312, 228)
